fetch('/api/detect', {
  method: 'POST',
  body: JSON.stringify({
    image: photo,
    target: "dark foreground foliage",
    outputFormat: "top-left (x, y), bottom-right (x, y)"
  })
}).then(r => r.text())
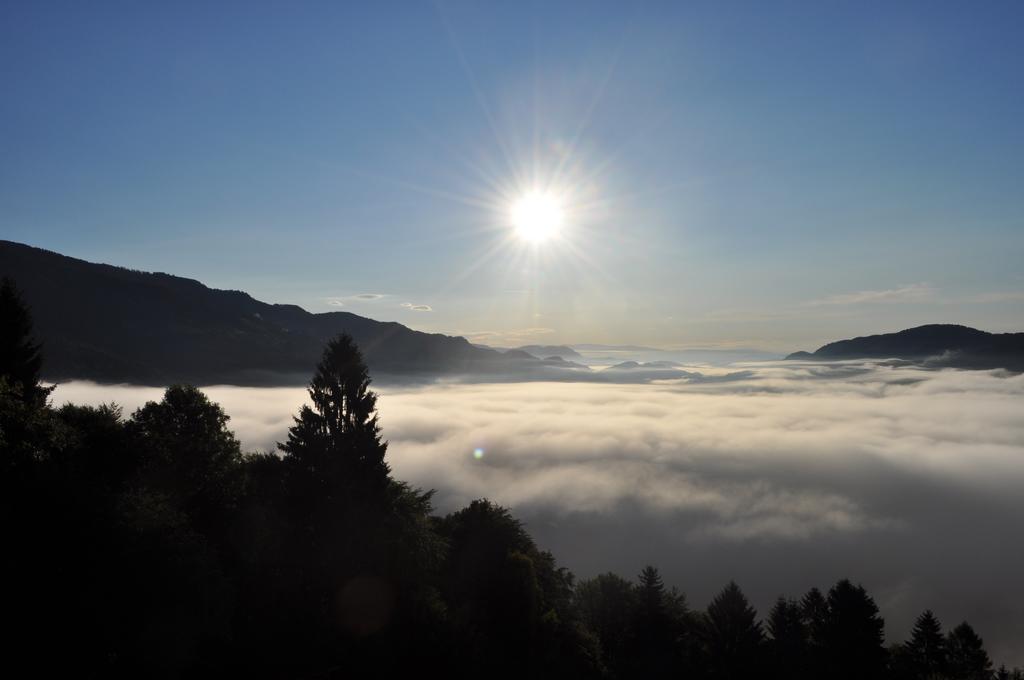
top-left (0, 277), bottom-right (1017, 678)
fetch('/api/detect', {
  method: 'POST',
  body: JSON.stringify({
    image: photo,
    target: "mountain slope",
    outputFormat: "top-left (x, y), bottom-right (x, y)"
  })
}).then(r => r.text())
top-left (0, 240), bottom-right (528, 385)
top-left (786, 324), bottom-right (1024, 371)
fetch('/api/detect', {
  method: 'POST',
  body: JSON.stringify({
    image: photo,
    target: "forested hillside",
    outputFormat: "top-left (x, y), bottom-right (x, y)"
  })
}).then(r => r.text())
top-left (0, 241), bottom-right (531, 384)
top-left (787, 325), bottom-right (1024, 371)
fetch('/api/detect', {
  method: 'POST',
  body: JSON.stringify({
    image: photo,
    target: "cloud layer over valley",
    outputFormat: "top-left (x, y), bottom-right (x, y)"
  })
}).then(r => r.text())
top-left (53, 362), bottom-right (1024, 665)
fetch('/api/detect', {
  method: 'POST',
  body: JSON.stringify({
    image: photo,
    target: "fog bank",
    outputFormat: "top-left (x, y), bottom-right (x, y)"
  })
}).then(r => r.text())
top-left (53, 362), bottom-right (1024, 665)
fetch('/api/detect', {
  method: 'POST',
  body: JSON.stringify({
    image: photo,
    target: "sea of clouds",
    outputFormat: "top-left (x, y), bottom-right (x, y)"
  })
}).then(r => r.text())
top-left (53, 361), bottom-right (1024, 665)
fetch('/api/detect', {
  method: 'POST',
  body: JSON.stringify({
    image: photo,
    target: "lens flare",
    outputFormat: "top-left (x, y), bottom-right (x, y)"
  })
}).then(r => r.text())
top-left (473, 447), bottom-right (485, 460)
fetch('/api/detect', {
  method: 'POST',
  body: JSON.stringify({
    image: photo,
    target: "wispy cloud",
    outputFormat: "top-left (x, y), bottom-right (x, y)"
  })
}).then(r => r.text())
top-left (323, 293), bottom-right (388, 307)
top-left (462, 327), bottom-right (556, 346)
top-left (401, 302), bottom-right (433, 312)
top-left (804, 283), bottom-right (933, 306)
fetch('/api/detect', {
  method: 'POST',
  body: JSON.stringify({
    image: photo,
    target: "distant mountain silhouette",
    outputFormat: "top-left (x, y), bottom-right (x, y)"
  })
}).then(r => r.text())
top-left (514, 344), bottom-right (584, 360)
top-left (787, 324), bottom-right (1024, 371)
top-left (0, 241), bottom-right (547, 385)
top-left (501, 349), bottom-right (537, 360)
top-left (573, 343), bottom-right (662, 352)
top-left (607, 360), bottom-right (681, 370)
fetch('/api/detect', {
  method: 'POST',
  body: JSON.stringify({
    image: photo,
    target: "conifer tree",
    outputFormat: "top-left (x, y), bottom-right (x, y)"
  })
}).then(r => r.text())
top-left (800, 586), bottom-right (828, 645)
top-left (905, 610), bottom-right (947, 679)
top-left (280, 333), bottom-right (390, 500)
top-left (637, 565), bottom-right (665, 613)
top-left (0, 277), bottom-right (55, 475)
top-left (946, 621), bottom-right (993, 680)
top-left (822, 579), bottom-right (887, 680)
top-left (800, 586), bottom-right (829, 675)
top-left (767, 597), bottom-right (808, 679)
top-left (703, 580), bottom-right (764, 680)
top-left (626, 565), bottom-right (685, 679)
top-left (0, 277), bottom-right (50, 406)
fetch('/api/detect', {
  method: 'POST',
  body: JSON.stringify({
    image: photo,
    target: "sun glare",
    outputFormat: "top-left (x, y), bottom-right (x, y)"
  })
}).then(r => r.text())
top-left (511, 191), bottom-right (564, 243)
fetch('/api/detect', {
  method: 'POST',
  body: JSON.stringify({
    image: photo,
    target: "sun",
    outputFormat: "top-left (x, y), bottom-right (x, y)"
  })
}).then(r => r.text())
top-left (510, 190), bottom-right (565, 243)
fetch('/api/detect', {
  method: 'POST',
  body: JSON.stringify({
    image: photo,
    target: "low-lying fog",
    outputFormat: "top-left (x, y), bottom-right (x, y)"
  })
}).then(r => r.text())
top-left (53, 361), bottom-right (1024, 665)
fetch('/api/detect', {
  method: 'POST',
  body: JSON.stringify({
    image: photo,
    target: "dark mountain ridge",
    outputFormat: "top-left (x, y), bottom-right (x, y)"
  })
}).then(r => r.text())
top-left (0, 240), bottom-right (537, 385)
top-left (787, 324), bottom-right (1024, 371)
top-left (514, 344), bottom-right (584, 360)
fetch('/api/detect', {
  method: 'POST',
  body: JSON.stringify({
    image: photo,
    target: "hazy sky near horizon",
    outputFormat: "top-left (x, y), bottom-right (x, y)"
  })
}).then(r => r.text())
top-left (2, 1), bottom-right (1023, 349)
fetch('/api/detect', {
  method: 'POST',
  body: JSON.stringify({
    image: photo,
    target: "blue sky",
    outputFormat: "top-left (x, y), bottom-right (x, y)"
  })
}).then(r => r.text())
top-left (2, 1), bottom-right (1022, 349)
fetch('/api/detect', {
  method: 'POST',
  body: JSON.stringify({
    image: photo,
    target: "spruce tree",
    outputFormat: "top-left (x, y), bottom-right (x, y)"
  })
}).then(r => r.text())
top-left (274, 335), bottom-right (445, 674)
top-left (946, 621), bottom-right (993, 680)
top-left (800, 586), bottom-right (829, 675)
top-left (822, 579), bottom-right (887, 680)
top-left (280, 333), bottom-right (390, 501)
top-left (628, 565), bottom-right (684, 679)
top-left (905, 610), bottom-right (947, 679)
top-left (0, 277), bottom-right (50, 406)
top-left (637, 565), bottom-right (666, 613)
top-left (0, 277), bottom-right (55, 475)
top-left (767, 597), bottom-right (808, 679)
top-left (703, 580), bottom-right (764, 680)
top-left (800, 587), bottom-right (828, 644)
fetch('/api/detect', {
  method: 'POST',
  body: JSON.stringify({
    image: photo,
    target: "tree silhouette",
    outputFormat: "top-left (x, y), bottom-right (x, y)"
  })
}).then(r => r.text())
top-left (625, 565), bottom-right (689, 678)
top-left (800, 586), bottom-right (829, 676)
top-left (576, 572), bottom-right (637, 673)
top-left (822, 579), bottom-right (887, 680)
top-left (946, 621), bottom-right (993, 680)
top-left (129, 385), bottom-right (244, 535)
top-left (800, 586), bottom-right (828, 640)
top-left (996, 665), bottom-right (1024, 680)
top-left (280, 333), bottom-right (390, 501)
top-left (272, 334), bottom-right (449, 676)
top-left (904, 610), bottom-right (947, 679)
top-left (436, 499), bottom-right (581, 676)
top-left (767, 597), bottom-right (808, 679)
top-left (0, 277), bottom-right (50, 407)
top-left (0, 276), bottom-right (54, 477)
top-left (703, 580), bottom-right (764, 680)
top-left (637, 565), bottom-right (664, 604)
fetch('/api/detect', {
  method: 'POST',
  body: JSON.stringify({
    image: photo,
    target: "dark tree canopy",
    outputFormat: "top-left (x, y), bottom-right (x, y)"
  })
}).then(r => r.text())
top-left (766, 597), bottom-right (808, 680)
top-left (703, 580), bottom-right (764, 680)
top-left (576, 571), bottom-right (637, 667)
top-left (800, 586), bottom-right (829, 642)
top-left (0, 277), bottom-right (56, 476)
top-left (0, 277), bottom-right (50, 406)
top-left (625, 565), bottom-right (691, 678)
top-left (823, 579), bottom-right (888, 680)
top-left (129, 385), bottom-right (244, 532)
top-left (947, 621), bottom-right (993, 680)
top-left (768, 597), bottom-right (806, 645)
